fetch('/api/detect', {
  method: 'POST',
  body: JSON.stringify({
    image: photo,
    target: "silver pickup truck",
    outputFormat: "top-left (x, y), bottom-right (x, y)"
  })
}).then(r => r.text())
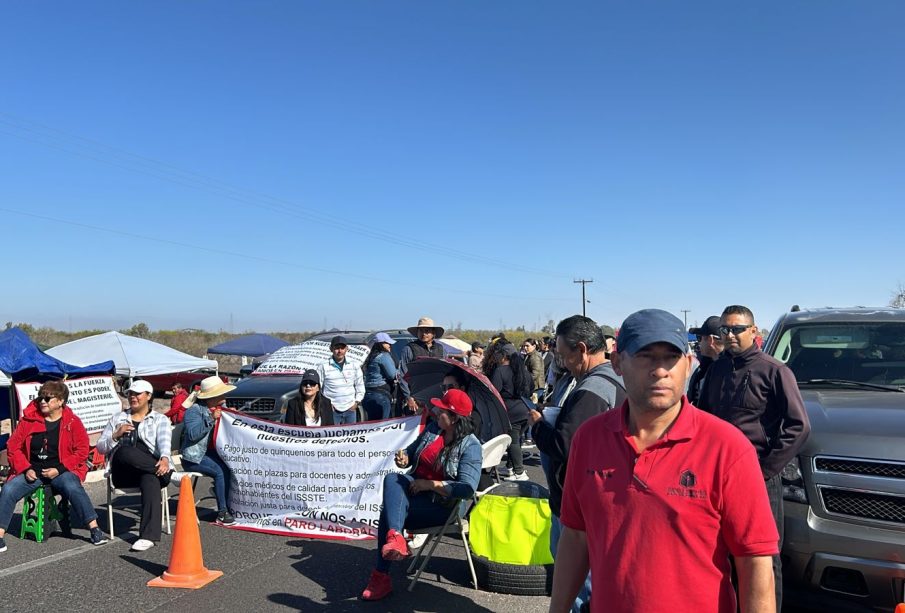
top-left (765, 307), bottom-right (905, 612)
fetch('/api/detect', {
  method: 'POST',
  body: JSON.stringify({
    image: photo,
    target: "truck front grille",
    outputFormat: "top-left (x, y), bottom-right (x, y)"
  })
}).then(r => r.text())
top-left (820, 488), bottom-right (905, 524)
top-left (226, 398), bottom-right (276, 414)
top-left (816, 457), bottom-right (905, 479)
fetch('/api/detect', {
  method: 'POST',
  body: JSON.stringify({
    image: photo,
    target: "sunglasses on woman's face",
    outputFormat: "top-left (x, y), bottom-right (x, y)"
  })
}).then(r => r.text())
top-left (37, 396), bottom-right (56, 403)
top-left (301, 382), bottom-right (318, 388)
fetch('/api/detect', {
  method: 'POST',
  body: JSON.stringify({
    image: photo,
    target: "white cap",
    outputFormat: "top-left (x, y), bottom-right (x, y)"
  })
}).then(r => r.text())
top-left (127, 380), bottom-right (154, 395)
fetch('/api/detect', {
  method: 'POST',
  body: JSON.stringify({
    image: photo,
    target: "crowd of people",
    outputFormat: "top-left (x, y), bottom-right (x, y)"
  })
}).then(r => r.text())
top-left (0, 308), bottom-right (809, 613)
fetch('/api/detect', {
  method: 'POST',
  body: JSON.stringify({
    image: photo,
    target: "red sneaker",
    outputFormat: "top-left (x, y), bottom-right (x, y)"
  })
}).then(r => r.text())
top-left (361, 569), bottom-right (392, 601)
top-left (381, 529), bottom-right (411, 561)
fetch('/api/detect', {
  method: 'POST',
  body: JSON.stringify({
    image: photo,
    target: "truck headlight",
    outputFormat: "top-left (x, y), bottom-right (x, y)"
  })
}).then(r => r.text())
top-left (782, 457), bottom-right (808, 504)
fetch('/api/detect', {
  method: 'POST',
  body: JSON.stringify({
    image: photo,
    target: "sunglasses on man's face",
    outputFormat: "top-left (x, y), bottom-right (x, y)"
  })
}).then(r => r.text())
top-left (441, 383), bottom-right (457, 392)
top-left (719, 325), bottom-right (752, 336)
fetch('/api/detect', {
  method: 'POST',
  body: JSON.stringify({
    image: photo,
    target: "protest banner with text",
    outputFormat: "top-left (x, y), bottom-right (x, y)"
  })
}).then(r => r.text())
top-left (216, 410), bottom-right (422, 539)
top-left (15, 376), bottom-right (121, 434)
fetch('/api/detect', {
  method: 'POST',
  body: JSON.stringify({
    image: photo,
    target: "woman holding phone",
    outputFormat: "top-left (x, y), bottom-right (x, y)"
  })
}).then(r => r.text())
top-left (360, 389), bottom-right (481, 601)
top-left (96, 379), bottom-right (172, 552)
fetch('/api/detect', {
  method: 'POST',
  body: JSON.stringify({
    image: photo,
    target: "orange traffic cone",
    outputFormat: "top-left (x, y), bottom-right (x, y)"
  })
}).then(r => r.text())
top-left (148, 477), bottom-right (224, 589)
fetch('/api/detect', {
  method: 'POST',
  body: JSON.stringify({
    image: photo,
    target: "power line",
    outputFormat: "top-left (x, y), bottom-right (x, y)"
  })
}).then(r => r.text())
top-left (680, 309), bottom-right (691, 328)
top-left (0, 112), bottom-right (571, 280)
top-left (0, 206), bottom-right (571, 304)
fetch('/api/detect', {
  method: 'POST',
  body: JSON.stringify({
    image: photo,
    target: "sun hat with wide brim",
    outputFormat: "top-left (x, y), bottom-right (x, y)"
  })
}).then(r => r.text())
top-left (196, 376), bottom-right (236, 400)
top-left (408, 316), bottom-right (445, 339)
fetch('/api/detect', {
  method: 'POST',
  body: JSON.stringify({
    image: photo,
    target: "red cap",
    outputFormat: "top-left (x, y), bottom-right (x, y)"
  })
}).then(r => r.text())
top-left (429, 389), bottom-right (473, 417)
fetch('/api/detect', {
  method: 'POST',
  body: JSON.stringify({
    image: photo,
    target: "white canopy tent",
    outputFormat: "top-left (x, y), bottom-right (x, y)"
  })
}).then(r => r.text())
top-left (46, 331), bottom-right (218, 377)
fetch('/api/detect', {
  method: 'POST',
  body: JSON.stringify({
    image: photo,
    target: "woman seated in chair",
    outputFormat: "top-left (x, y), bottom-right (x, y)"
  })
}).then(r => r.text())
top-left (0, 381), bottom-right (108, 552)
top-left (96, 379), bottom-right (172, 552)
top-left (179, 376), bottom-right (237, 526)
top-left (360, 389), bottom-right (482, 601)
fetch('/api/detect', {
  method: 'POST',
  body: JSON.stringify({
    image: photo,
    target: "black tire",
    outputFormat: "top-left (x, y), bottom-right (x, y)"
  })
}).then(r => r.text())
top-left (472, 552), bottom-right (553, 596)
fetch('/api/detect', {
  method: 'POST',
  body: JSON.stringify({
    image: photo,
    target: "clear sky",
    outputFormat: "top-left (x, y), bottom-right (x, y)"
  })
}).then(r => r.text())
top-left (2, 2), bottom-right (903, 334)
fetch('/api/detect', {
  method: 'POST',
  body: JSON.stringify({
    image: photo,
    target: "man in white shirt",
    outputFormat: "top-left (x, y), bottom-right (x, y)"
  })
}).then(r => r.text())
top-left (316, 336), bottom-right (365, 424)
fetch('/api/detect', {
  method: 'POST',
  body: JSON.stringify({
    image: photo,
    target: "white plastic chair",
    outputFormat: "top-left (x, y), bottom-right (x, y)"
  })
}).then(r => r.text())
top-left (481, 433), bottom-right (512, 486)
top-left (105, 468), bottom-right (171, 540)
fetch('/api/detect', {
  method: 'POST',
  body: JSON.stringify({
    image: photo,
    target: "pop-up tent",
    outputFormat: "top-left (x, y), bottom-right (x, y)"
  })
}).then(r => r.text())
top-left (46, 331), bottom-right (218, 377)
top-left (0, 327), bottom-right (115, 442)
top-left (207, 334), bottom-right (289, 358)
top-left (0, 328), bottom-right (115, 383)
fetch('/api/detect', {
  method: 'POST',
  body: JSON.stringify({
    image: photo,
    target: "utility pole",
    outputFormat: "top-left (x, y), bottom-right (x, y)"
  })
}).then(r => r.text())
top-left (574, 279), bottom-right (593, 317)
top-left (680, 309), bottom-right (690, 329)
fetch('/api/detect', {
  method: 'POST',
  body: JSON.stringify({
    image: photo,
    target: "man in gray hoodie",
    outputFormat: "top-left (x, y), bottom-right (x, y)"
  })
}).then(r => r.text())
top-left (528, 314), bottom-right (624, 613)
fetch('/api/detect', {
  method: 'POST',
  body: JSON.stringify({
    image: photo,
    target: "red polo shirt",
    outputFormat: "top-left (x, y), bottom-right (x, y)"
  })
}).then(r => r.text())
top-left (560, 398), bottom-right (778, 613)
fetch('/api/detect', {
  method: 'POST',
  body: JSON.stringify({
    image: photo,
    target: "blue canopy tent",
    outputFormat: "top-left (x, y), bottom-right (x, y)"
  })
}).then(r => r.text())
top-left (207, 334), bottom-right (289, 358)
top-left (0, 328), bottom-right (115, 445)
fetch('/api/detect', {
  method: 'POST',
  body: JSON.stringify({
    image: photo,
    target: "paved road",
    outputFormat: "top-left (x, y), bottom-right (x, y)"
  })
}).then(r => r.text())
top-left (0, 446), bottom-right (867, 613)
top-left (0, 450), bottom-right (551, 612)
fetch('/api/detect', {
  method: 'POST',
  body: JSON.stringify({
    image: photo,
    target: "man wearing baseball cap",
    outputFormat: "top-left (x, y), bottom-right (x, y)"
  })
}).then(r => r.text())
top-left (687, 315), bottom-right (724, 405)
top-left (550, 309), bottom-right (778, 613)
top-left (316, 335), bottom-right (365, 424)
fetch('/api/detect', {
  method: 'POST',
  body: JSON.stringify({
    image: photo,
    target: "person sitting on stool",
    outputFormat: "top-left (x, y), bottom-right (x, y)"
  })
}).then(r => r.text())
top-left (0, 380), bottom-right (108, 552)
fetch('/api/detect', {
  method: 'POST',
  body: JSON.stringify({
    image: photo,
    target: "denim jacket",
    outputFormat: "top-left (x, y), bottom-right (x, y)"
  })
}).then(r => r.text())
top-left (180, 403), bottom-right (215, 463)
top-left (405, 421), bottom-right (482, 500)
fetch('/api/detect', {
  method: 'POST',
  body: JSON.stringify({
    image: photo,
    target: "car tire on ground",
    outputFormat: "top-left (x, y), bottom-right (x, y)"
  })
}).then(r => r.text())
top-left (469, 480), bottom-right (553, 596)
top-left (473, 552), bottom-right (553, 596)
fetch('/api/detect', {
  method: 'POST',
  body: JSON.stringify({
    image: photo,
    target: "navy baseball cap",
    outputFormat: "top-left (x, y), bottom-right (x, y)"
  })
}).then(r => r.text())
top-left (617, 309), bottom-right (689, 355)
top-left (301, 369), bottom-right (320, 385)
top-left (330, 335), bottom-right (348, 348)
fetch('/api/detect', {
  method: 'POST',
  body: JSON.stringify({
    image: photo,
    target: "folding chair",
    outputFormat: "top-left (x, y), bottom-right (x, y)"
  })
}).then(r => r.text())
top-left (105, 468), bottom-right (171, 540)
top-left (406, 434), bottom-right (511, 591)
top-left (406, 498), bottom-right (477, 591)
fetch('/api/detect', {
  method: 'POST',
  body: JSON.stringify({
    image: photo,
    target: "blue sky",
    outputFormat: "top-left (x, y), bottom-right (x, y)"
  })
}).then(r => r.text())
top-left (1, 2), bottom-right (903, 334)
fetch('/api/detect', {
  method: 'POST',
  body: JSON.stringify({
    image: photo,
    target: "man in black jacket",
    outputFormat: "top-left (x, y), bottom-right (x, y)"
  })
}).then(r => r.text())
top-left (687, 315), bottom-right (723, 406)
top-left (699, 304), bottom-right (810, 611)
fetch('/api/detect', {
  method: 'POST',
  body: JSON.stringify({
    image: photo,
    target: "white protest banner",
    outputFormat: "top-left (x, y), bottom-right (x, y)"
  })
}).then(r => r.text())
top-left (252, 340), bottom-right (370, 375)
top-left (15, 376), bottom-right (121, 434)
top-left (216, 410), bottom-right (422, 539)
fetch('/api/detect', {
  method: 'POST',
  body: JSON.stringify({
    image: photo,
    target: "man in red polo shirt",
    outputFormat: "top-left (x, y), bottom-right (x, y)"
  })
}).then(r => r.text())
top-left (550, 309), bottom-right (778, 613)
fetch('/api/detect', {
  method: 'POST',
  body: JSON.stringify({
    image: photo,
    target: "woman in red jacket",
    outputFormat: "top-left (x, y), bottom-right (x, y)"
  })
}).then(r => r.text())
top-left (0, 380), bottom-right (108, 552)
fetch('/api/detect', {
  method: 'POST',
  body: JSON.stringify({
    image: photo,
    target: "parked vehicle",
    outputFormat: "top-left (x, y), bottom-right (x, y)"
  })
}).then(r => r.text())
top-left (224, 331), bottom-right (370, 422)
top-left (765, 306), bottom-right (905, 612)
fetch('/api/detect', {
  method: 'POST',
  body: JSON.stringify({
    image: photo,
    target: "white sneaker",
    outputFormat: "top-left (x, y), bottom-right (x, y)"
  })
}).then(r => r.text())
top-left (170, 471), bottom-right (188, 482)
top-left (409, 533), bottom-right (428, 549)
top-left (131, 538), bottom-right (156, 552)
top-left (504, 472), bottom-right (530, 482)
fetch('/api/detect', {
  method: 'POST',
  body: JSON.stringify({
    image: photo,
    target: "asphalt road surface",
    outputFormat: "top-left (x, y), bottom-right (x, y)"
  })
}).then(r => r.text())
top-left (0, 446), bottom-right (868, 612)
top-left (0, 450), bottom-right (552, 613)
